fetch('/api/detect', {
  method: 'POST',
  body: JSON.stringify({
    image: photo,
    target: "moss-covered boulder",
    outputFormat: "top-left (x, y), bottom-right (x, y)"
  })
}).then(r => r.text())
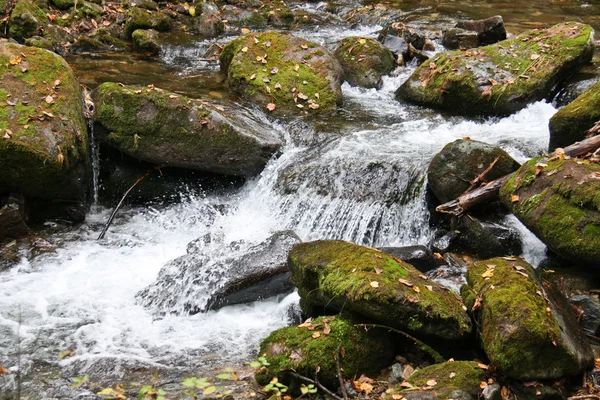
top-left (255, 315), bottom-right (394, 390)
top-left (124, 7), bottom-right (171, 38)
top-left (132, 29), bottom-right (160, 55)
top-left (386, 361), bottom-right (485, 399)
top-left (0, 43), bottom-right (88, 209)
top-left (396, 22), bottom-right (594, 116)
top-left (260, 0), bottom-right (294, 27)
top-left (220, 32), bottom-right (343, 115)
top-left (500, 157), bottom-right (600, 266)
top-left (428, 139), bottom-right (520, 204)
top-left (549, 80), bottom-right (600, 150)
top-left (466, 257), bottom-right (593, 380)
top-left (76, 1), bottom-right (103, 19)
top-left (50, 0), bottom-right (74, 10)
top-left (92, 82), bottom-right (282, 177)
top-left (333, 36), bottom-right (395, 89)
top-left (9, 0), bottom-right (49, 42)
top-left (288, 240), bottom-right (472, 340)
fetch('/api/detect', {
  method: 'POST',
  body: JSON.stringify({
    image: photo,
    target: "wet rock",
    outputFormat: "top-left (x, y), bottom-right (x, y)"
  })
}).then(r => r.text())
top-left (570, 294), bottom-right (600, 336)
top-left (220, 6), bottom-right (267, 28)
top-left (466, 257), bottom-right (594, 380)
top-left (71, 28), bottom-right (127, 53)
top-left (402, 390), bottom-right (473, 400)
top-left (77, 1), bottom-right (103, 19)
top-left (392, 361), bottom-right (485, 400)
top-left (255, 315), bottom-right (394, 391)
top-left (132, 29), bottom-right (160, 55)
top-left (450, 214), bottom-right (522, 259)
top-left (92, 82), bottom-right (281, 177)
top-left (549, 79), bottom-right (600, 150)
top-left (442, 28), bottom-right (479, 50)
top-left (378, 22), bottom-right (427, 51)
top-left (396, 22), bottom-right (595, 116)
top-left (431, 231), bottom-right (460, 253)
top-left (344, 5), bottom-right (404, 29)
top-left (288, 240), bottom-right (472, 340)
top-left (0, 43), bottom-right (89, 222)
top-left (379, 245), bottom-right (436, 272)
top-left (261, 0), bottom-right (294, 27)
top-left (136, 231), bottom-right (300, 314)
top-left (220, 32), bottom-right (343, 115)
top-left (456, 15), bottom-right (506, 46)
top-left (333, 36), bottom-right (395, 89)
top-left (9, 0), bottom-right (49, 41)
top-left (500, 157), bottom-right (600, 267)
top-left (481, 383), bottom-right (501, 400)
top-left (0, 203), bottom-right (29, 244)
top-left (428, 139), bottom-right (520, 204)
top-left (379, 34), bottom-right (409, 58)
top-left (189, 1), bottom-right (225, 37)
top-left (124, 7), bottom-right (171, 38)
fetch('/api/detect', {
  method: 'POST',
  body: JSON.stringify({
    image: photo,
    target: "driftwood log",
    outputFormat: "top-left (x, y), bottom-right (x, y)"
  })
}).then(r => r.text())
top-left (435, 135), bottom-right (600, 216)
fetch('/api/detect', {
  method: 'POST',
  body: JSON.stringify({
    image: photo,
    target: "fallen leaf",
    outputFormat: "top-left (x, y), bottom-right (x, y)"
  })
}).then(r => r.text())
top-left (374, 266), bottom-right (382, 274)
top-left (266, 103), bottom-right (276, 112)
top-left (6, 99), bottom-right (16, 106)
top-left (413, 286), bottom-right (420, 293)
top-left (297, 93), bottom-right (308, 100)
top-left (480, 382), bottom-right (488, 389)
top-left (392, 395), bottom-right (403, 399)
top-left (513, 265), bottom-right (525, 271)
top-left (425, 285), bottom-right (433, 291)
top-left (270, 67), bottom-right (279, 74)
top-left (481, 269), bottom-right (494, 279)
top-left (400, 381), bottom-right (414, 388)
top-left (241, 46), bottom-right (248, 53)
top-left (188, 6), bottom-right (196, 16)
top-left (359, 38), bottom-right (366, 45)
top-left (478, 363), bottom-right (489, 370)
top-left (426, 379), bottom-right (437, 387)
top-left (289, 350), bottom-right (302, 361)
top-left (511, 195), bottom-right (520, 203)
top-left (9, 56), bottom-right (22, 65)
top-left (294, 64), bottom-right (300, 72)
top-left (249, 73), bottom-right (256, 80)
top-left (501, 386), bottom-right (510, 400)
top-left (274, 82), bottom-right (282, 90)
top-left (370, 281), bottom-right (379, 288)
top-left (265, 41), bottom-right (271, 48)
top-left (241, 28), bottom-right (250, 34)
top-left (429, 62), bottom-right (436, 69)
top-left (399, 278), bottom-right (413, 287)
top-left (45, 95), bottom-right (54, 104)
top-left (449, 372), bottom-right (456, 378)
top-left (471, 296), bottom-right (482, 312)
top-left (0, 365), bottom-right (8, 375)
top-left (301, 44), bottom-right (308, 49)
top-left (323, 322), bottom-right (331, 335)
top-left (262, 77), bottom-right (270, 83)
top-left (59, 348), bottom-right (75, 359)
top-left (530, 53), bottom-right (540, 60)
top-left (312, 332), bottom-right (321, 339)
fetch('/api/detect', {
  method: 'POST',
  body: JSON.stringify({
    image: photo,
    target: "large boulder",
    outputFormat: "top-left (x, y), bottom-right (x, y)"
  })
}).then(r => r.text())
top-left (92, 82), bottom-right (281, 177)
top-left (137, 231), bottom-right (300, 314)
top-left (255, 315), bottom-right (394, 390)
top-left (0, 43), bottom-right (89, 218)
top-left (499, 157), bottom-right (600, 267)
top-left (465, 257), bottom-right (594, 380)
top-left (288, 240), bottom-right (472, 341)
top-left (9, 0), bottom-right (49, 42)
top-left (428, 139), bottom-right (520, 204)
top-left (124, 7), bottom-right (171, 38)
top-left (549, 79), bottom-right (600, 150)
top-left (396, 22), bottom-right (594, 116)
top-left (333, 36), bottom-right (395, 89)
top-left (220, 32), bottom-right (343, 115)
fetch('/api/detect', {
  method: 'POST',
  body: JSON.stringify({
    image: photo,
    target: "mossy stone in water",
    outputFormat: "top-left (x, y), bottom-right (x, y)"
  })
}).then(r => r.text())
top-left (124, 7), bottom-right (171, 38)
top-left (9, 0), bottom-right (49, 41)
top-left (500, 157), bottom-right (600, 267)
top-left (396, 22), bottom-right (594, 116)
top-left (132, 29), bottom-right (160, 55)
top-left (288, 240), bottom-right (472, 341)
top-left (467, 257), bottom-right (593, 380)
top-left (0, 43), bottom-right (89, 202)
top-left (255, 315), bottom-right (394, 391)
top-left (333, 36), bottom-right (395, 89)
top-left (220, 32), bottom-right (343, 115)
top-left (549, 79), bottom-right (600, 150)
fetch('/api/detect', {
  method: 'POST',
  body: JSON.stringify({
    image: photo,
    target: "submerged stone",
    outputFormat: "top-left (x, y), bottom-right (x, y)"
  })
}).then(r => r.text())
top-left (288, 240), bottom-right (472, 340)
top-left (255, 315), bottom-right (394, 390)
top-left (333, 36), bottom-right (395, 89)
top-left (396, 22), bottom-right (594, 116)
top-left (466, 257), bottom-right (593, 380)
top-left (92, 82), bottom-right (281, 177)
top-left (500, 157), bottom-right (600, 267)
top-left (220, 32), bottom-right (343, 115)
top-left (549, 79), bottom-right (600, 150)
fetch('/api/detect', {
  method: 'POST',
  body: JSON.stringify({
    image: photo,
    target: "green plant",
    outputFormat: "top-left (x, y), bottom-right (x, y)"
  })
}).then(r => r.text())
top-left (248, 356), bottom-right (270, 369)
top-left (263, 377), bottom-right (288, 394)
top-left (181, 376), bottom-right (234, 398)
top-left (300, 383), bottom-right (318, 396)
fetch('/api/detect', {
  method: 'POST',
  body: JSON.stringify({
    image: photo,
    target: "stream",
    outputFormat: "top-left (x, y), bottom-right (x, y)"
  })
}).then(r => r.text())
top-left (1, 0), bottom-right (600, 397)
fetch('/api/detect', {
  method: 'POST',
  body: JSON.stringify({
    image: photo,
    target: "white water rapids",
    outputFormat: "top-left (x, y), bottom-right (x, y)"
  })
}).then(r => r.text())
top-left (0, 46), bottom-right (551, 394)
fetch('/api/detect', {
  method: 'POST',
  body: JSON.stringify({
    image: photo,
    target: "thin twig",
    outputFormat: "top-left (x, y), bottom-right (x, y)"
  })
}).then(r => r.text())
top-left (97, 168), bottom-right (154, 240)
top-left (465, 156), bottom-right (501, 193)
top-left (287, 372), bottom-right (343, 400)
top-left (336, 343), bottom-right (348, 400)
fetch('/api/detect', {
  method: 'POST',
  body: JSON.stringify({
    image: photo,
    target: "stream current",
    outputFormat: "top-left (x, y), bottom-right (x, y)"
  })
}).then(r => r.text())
top-left (1, 2), bottom-right (596, 396)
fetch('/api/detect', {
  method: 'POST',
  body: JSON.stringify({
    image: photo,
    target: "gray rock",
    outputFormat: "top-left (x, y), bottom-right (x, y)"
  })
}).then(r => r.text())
top-left (570, 294), bottom-right (600, 336)
top-left (379, 245), bottom-right (436, 272)
top-left (132, 29), bottom-right (161, 55)
top-left (481, 383), bottom-right (501, 400)
top-left (451, 214), bottom-right (522, 259)
top-left (456, 15), bottom-right (506, 46)
top-left (442, 28), bottom-right (479, 50)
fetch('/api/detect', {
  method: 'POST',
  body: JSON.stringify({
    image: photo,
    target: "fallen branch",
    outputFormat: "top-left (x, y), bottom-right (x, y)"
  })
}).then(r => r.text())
top-left (336, 344), bottom-right (349, 400)
top-left (562, 134), bottom-right (600, 158)
top-left (465, 156), bottom-right (501, 193)
top-left (287, 372), bottom-right (343, 400)
top-left (97, 168), bottom-right (154, 240)
top-left (435, 174), bottom-right (511, 216)
top-left (567, 395), bottom-right (600, 400)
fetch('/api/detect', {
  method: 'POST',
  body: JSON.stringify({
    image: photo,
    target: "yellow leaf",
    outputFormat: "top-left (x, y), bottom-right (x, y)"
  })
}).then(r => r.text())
top-left (481, 269), bottom-right (494, 279)
top-left (425, 285), bottom-right (433, 291)
top-left (9, 56), bottom-right (22, 65)
top-left (413, 286), bottom-right (420, 293)
top-left (359, 38), bottom-right (366, 44)
top-left (188, 6), bottom-right (196, 16)
top-left (241, 28), bottom-right (249, 34)
top-left (203, 386), bottom-right (217, 395)
top-left (511, 194), bottom-right (520, 203)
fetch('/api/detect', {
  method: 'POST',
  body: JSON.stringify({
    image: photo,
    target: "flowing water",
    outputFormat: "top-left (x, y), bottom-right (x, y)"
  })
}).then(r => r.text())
top-left (0, 0), bottom-right (595, 396)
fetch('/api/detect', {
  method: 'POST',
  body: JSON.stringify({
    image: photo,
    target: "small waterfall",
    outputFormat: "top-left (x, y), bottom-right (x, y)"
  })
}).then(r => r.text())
top-left (88, 120), bottom-right (100, 206)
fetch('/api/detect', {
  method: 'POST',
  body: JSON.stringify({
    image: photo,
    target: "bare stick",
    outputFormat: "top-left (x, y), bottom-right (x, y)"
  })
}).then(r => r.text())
top-left (567, 395), bottom-right (600, 400)
top-left (336, 344), bottom-right (348, 400)
top-left (435, 174), bottom-right (511, 216)
top-left (465, 156), bottom-right (501, 193)
top-left (287, 372), bottom-right (343, 400)
top-left (562, 134), bottom-right (600, 158)
top-left (97, 168), bottom-right (153, 240)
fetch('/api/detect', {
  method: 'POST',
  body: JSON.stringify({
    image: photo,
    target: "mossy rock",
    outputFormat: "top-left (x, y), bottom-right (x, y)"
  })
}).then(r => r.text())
top-left (466, 257), bottom-right (593, 380)
top-left (92, 82), bottom-right (282, 177)
top-left (220, 6), bottom-right (267, 29)
top-left (76, 1), bottom-right (103, 19)
top-left (132, 29), bottom-right (160, 55)
top-left (221, 32), bottom-right (343, 115)
top-left (255, 315), bottom-right (394, 391)
top-left (0, 43), bottom-right (88, 202)
top-left (9, 0), bottom-right (49, 41)
top-left (549, 79), bottom-right (600, 150)
top-left (428, 139), bottom-right (520, 204)
top-left (124, 7), bottom-right (171, 38)
top-left (24, 35), bottom-right (53, 50)
top-left (333, 36), bottom-right (395, 89)
top-left (49, 0), bottom-right (74, 10)
top-left (396, 22), bottom-right (594, 116)
top-left (385, 361), bottom-right (485, 399)
top-left (288, 240), bottom-right (472, 341)
top-left (260, 0), bottom-right (294, 27)
top-left (500, 157), bottom-right (600, 267)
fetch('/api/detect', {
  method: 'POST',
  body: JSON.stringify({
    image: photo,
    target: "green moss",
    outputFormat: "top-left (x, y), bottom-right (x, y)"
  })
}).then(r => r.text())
top-left (0, 89), bottom-right (8, 100)
top-left (9, 0), bottom-right (49, 41)
top-left (124, 7), bottom-right (171, 38)
top-left (14, 103), bottom-right (34, 124)
top-left (255, 315), bottom-right (393, 391)
top-left (288, 240), bottom-right (472, 340)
